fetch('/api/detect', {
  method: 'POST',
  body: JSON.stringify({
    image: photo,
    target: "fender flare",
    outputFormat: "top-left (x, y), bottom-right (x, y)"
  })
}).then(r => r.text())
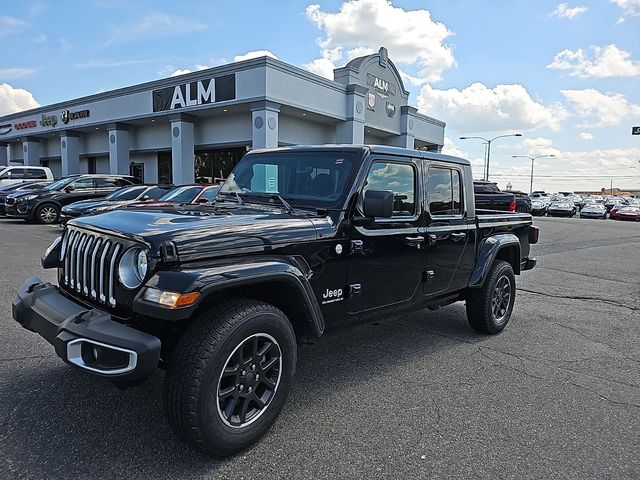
top-left (135, 257), bottom-right (325, 336)
top-left (468, 234), bottom-right (521, 288)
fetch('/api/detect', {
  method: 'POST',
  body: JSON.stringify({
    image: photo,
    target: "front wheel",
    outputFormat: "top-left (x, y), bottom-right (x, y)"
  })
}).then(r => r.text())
top-left (35, 203), bottom-right (59, 224)
top-left (466, 260), bottom-right (516, 334)
top-left (163, 299), bottom-right (297, 457)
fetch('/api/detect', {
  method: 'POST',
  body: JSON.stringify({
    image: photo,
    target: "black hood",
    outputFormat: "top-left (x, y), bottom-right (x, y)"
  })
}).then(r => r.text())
top-left (70, 205), bottom-right (329, 262)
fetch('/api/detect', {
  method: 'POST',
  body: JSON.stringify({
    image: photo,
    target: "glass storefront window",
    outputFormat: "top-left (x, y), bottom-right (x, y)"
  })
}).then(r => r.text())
top-left (194, 147), bottom-right (246, 183)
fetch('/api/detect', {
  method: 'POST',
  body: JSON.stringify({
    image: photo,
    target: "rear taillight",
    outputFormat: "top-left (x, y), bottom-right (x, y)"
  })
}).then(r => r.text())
top-left (509, 198), bottom-right (516, 212)
top-left (529, 226), bottom-right (540, 244)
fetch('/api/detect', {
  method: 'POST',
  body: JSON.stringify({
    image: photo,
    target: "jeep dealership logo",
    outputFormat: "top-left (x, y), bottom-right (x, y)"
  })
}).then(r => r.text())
top-left (39, 114), bottom-right (58, 128)
top-left (152, 74), bottom-right (236, 112)
top-left (61, 109), bottom-right (90, 124)
top-left (0, 123), bottom-right (12, 135)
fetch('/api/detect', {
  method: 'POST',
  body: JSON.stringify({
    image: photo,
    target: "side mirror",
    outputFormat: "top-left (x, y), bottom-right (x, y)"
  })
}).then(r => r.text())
top-left (141, 195), bottom-right (150, 201)
top-left (6, 171), bottom-right (12, 178)
top-left (64, 185), bottom-right (74, 193)
top-left (363, 190), bottom-right (394, 218)
top-left (196, 198), bottom-right (209, 205)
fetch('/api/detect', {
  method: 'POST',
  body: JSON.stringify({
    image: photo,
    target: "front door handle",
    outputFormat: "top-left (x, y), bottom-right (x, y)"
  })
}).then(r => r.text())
top-left (451, 232), bottom-right (467, 243)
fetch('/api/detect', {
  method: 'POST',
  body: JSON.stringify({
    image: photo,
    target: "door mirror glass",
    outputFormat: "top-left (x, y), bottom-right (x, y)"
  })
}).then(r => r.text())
top-left (363, 190), bottom-right (394, 218)
top-left (64, 185), bottom-right (74, 192)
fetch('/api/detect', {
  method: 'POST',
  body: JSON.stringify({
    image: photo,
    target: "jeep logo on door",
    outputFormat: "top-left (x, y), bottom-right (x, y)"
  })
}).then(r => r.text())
top-left (152, 74), bottom-right (236, 112)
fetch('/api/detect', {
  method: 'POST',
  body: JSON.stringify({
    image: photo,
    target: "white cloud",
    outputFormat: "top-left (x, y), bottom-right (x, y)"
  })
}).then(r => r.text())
top-left (233, 50), bottom-right (278, 62)
top-left (304, 0), bottom-right (455, 83)
top-left (610, 0), bottom-right (640, 22)
top-left (159, 64), bottom-right (211, 78)
top-left (550, 3), bottom-right (588, 19)
top-left (417, 82), bottom-right (568, 132)
top-left (105, 13), bottom-right (207, 45)
top-left (0, 68), bottom-right (36, 80)
top-left (547, 44), bottom-right (640, 77)
top-left (579, 132), bottom-right (593, 140)
top-left (0, 83), bottom-right (40, 115)
top-left (561, 88), bottom-right (640, 127)
top-left (523, 137), bottom-right (554, 149)
top-left (0, 16), bottom-right (26, 36)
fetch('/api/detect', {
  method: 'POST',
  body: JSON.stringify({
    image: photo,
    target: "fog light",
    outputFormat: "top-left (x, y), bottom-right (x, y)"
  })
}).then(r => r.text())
top-left (143, 287), bottom-right (200, 308)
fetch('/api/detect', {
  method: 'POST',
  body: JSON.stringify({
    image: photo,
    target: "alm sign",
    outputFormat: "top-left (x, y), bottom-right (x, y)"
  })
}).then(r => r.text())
top-left (152, 74), bottom-right (236, 112)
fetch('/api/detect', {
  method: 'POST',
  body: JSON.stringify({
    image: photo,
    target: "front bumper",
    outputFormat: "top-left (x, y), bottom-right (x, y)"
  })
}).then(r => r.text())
top-left (5, 203), bottom-right (34, 219)
top-left (12, 276), bottom-right (161, 381)
top-left (547, 210), bottom-right (573, 216)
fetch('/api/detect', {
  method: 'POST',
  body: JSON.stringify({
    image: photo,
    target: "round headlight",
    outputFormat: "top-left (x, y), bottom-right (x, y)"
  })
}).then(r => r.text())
top-left (118, 247), bottom-right (148, 289)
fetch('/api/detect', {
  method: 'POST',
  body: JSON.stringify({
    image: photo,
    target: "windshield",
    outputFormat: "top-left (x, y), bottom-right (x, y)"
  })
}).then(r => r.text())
top-left (44, 177), bottom-right (76, 191)
top-left (159, 186), bottom-right (202, 203)
top-left (219, 151), bottom-right (359, 208)
top-left (105, 185), bottom-right (147, 200)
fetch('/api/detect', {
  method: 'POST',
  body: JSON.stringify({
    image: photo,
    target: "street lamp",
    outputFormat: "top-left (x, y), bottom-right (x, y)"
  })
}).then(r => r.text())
top-left (460, 133), bottom-right (522, 181)
top-left (512, 154), bottom-right (555, 193)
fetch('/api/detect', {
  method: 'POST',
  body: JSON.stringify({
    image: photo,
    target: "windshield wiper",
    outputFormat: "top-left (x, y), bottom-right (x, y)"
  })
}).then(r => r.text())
top-left (252, 193), bottom-right (295, 213)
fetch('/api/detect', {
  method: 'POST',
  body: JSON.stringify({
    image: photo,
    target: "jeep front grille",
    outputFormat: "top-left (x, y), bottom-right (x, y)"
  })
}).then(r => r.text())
top-left (61, 228), bottom-right (124, 307)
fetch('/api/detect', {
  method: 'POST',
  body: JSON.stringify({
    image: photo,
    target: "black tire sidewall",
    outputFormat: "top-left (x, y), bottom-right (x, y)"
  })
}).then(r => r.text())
top-left (196, 307), bottom-right (296, 454)
top-left (483, 262), bottom-right (516, 332)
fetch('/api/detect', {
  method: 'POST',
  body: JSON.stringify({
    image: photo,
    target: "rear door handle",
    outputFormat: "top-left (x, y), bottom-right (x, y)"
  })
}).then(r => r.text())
top-left (451, 232), bottom-right (467, 242)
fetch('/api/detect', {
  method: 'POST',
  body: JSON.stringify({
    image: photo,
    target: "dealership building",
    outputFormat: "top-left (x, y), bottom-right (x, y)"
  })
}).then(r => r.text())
top-left (0, 48), bottom-right (445, 184)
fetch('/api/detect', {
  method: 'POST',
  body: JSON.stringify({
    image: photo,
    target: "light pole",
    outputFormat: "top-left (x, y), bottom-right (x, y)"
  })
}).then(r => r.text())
top-left (460, 133), bottom-right (522, 181)
top-left (512, 154), bottom-right (555, 193)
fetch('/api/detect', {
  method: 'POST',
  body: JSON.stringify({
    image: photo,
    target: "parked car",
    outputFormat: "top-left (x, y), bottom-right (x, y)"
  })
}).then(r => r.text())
top-left (0, 166), bottom-right (54, 185)
top-left (609, 204), bottom-right (626, 220)
top-left (604, 197), bottom-right (626, 212)
top-left (0, 181), bottom-right (51, 215)
top-left (547, 201), bottom-right (576, 217)
top-left (13, 145), bottom-right (538, 457)
top-left (122, 184), bottom-right (220, 211)
top-left (611, 206), bottom-right (640, 221)
top-left (473, 181), bottom-right (516, 212)
top-left (530, 200), bottom-right (547, 216)
top-left (60, 185), bottom-right (170, 225)
top-left (579, 203), bottom-right (607, 219)
top-left (5, 174), bottom-right (140, 224)
top-left (509, 190), bottom-right (531, 213)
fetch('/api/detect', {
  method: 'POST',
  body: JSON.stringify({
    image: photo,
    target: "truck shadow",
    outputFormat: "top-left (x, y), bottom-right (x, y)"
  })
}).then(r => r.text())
top-left (1, 303), bottom-right (493, 478)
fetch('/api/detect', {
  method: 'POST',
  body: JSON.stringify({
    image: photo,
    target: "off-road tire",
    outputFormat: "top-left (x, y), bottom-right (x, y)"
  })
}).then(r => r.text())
top-left (466, 260), bottom-right (516, 334)
top-left (35, 203), bottom-right (60, 224)
top-left (163, 298), bottom-right (297, 458)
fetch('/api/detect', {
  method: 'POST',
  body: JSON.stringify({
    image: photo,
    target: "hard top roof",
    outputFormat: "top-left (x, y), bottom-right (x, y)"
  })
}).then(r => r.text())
top-left (248, 144), bottom-right (470, 166)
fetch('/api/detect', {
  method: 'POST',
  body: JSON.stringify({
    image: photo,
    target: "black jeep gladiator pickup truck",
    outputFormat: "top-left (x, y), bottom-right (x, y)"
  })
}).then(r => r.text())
top-left (13, 145), bottom-right (538, 457)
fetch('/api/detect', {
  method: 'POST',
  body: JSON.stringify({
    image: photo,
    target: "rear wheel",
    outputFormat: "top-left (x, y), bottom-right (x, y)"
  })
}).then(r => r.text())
top-left (163, 298), bottom-right (297, 458)
top-left (35, 203), bottom-right (59, 224)
top-left (466, 260), bottom-right (516, 334)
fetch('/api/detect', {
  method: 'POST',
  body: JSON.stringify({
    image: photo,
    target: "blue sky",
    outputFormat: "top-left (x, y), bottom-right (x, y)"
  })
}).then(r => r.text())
top-left (1, 0), bottom-right (639, 192)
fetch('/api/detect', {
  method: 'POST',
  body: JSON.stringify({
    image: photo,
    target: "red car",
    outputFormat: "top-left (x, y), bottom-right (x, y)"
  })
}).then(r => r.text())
top-left (611, 206), bottom-right (640, 221)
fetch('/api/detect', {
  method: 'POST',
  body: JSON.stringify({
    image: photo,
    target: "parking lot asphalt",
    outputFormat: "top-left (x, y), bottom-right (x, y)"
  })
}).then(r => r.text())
top-left (1, 216), bottom-right (639, 480)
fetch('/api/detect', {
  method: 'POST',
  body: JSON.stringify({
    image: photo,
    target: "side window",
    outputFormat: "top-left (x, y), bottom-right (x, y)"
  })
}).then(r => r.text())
top-left (95, 177), bottom-right (120, 188)
top-left (3, 168), bottom-right (28, 179)
top-left (27, 168), bottom-right (47, 179)
top-left (427, 167), bottom-right (463, 216)
top-left (72, 178), bottom-right (95, 189)
top-left (363, 161), bottom-right (415, 216)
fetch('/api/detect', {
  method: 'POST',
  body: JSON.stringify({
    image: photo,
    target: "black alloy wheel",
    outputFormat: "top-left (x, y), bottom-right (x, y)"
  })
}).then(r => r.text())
top-left (217, 333), bottom-right (282, 428)
top-left (466, 260), bottom-right (516, 334)
top-left (491, 275), bottom-right (512, 324)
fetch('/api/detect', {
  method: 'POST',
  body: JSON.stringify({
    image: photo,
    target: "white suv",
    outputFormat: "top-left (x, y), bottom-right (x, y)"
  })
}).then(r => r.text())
top-left (0, 166), bottom-right (54, 185)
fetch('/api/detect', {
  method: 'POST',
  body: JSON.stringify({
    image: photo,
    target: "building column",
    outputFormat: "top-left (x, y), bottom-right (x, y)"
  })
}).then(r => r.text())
top-left (0, 142), bottom-right (7, 165)
top-left (336, 84), bottom-right (367, 144)
top-left (108, 123), bottom-right (130, 175)
top-left (170, 113), bottom-right (195, 184)
top-left (60, 131), bottom-right (80, 177)
top-left (392, 106), bottom-right (417, 149)
top-left (251, 101), bottom-right (280, 149)
top-left (22, 137), bottom-right (40, 166)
